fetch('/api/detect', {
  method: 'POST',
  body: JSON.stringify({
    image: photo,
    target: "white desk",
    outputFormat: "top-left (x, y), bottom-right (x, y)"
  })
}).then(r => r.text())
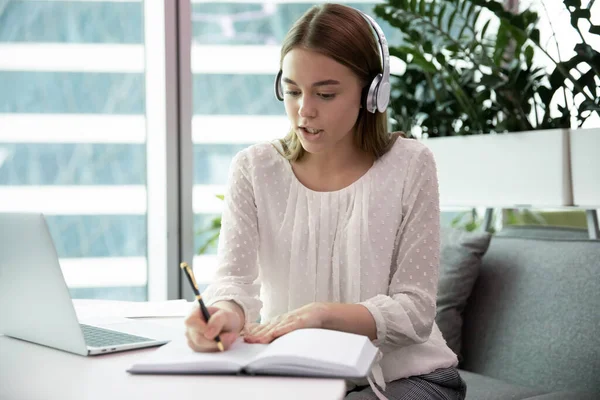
top-left (0, 333), bottom-right (347, 400)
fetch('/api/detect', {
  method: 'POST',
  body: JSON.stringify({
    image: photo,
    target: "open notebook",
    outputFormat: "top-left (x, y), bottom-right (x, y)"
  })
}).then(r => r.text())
top-left (128, 328), bottom-right (378, 379)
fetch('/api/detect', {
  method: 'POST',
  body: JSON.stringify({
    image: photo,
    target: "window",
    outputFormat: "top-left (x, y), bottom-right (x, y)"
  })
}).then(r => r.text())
top-left (0, 1), bottom-right (151, 300)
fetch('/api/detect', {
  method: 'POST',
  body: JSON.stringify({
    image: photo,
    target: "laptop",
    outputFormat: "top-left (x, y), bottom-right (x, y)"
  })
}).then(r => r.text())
top-left (0, 212), bottom-right (172, 356)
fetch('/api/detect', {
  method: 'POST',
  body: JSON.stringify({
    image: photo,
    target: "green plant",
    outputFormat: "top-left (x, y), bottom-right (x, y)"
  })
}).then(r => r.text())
top-left (503, 209), bottom-right (588, 228)
top-left (374, 0), bottom-right (599, 137)
top-left (450, 209), bottom-right (490, 232)
top-left (450, 208), bottom-right (588, 232)
top-left (196, 194), bottom-right (224, 255)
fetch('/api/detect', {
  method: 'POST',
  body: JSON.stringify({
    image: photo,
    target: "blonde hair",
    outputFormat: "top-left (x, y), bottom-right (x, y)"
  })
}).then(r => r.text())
top-left (276, 3), bottom-right (394, 162)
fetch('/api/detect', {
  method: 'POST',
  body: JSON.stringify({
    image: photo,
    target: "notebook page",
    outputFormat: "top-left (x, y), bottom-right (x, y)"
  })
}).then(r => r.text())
top-left (128, 337), bottom-right (269, 374)
top-left (247, 329), bottom-right (372, 375)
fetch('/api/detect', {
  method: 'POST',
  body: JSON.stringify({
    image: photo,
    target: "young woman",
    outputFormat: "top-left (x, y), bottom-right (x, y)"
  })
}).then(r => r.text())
top-left (184, 4), bottom-right (466, 399)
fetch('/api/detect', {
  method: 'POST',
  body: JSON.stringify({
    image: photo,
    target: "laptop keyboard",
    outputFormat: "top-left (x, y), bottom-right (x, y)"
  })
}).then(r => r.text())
top-left (80, 324), bottom-right (154, 348)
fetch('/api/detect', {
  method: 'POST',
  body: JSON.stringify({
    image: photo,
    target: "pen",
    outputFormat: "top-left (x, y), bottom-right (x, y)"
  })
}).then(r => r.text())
top-left (180, 262), bottom-right (224, 352)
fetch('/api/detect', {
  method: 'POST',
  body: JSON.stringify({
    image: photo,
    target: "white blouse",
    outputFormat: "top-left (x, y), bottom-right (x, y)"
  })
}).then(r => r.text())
top-left (203, 136), bottom-right (458, 389)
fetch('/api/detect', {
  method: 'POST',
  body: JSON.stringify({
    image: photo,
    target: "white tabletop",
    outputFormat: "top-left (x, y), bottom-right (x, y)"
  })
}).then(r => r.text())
top-left (0, 333), bottom-right (347, 400)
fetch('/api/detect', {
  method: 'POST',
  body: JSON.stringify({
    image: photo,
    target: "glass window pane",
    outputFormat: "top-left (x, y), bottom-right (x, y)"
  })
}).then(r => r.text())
top-left (0, 0), bottom-right (147, 300)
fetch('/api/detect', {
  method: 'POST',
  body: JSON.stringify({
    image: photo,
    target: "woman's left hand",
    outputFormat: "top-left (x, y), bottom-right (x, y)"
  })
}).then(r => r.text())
top-left (242, 302), bottom-right (329, 344)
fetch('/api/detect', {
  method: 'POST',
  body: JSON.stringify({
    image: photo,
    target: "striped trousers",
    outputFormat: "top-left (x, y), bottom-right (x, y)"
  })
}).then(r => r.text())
top-left (345, 367), bottom-right (467, 400)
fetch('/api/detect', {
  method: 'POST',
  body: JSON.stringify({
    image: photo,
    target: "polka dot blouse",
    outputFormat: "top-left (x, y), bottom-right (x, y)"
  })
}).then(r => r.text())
top-left (203, 136), bottom-right (458, 383)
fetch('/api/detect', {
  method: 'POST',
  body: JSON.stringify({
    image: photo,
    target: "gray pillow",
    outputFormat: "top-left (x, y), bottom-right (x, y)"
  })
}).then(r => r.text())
top-left (436, 227), bottom-right (492, 362)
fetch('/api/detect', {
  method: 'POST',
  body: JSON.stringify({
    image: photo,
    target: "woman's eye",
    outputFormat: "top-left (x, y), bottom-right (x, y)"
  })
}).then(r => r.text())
top-left (283, 91), bottom-right (336, 100)
top-left (319, 93), bottom-right (336, 100)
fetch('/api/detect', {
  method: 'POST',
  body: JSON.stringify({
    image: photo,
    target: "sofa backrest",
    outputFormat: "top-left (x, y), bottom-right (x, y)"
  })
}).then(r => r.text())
top-left (460, 227), bottom-right (600, 394)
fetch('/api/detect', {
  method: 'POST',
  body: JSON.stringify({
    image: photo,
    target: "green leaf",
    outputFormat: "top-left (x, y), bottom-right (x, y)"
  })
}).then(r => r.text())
top-left (530, 28), bottom-right (540, 45)
top-left (394, 45), bottom-right (417, 57)
top-left (574, 43), bottom-right (598, 61)
top-left (480, 73), bottom-right (505, 89)
top-left (579, 99), bottom-right (600, 113)
top-left (195, 216), bottom-right (222, 237)
top-left (418, 0), bottom-right (426, 16)
top-left (215, 194), bottom-right (224, 201)
top-left (423, 40), bottom-right (433, 53)
top-left (410, 0), bottom-right (417, 13)
top-left (390, 47), bottom-right (409, 62)
top-left (480, 19), bottom-right (491, 40)
top-left (576, 69), bottom-right (598, 96)
top-left (537, 84), bottom-right (555, 106)
top-left (427, 0), bottom-right (435, 19)
top-left (446, 43), bottom-right (460, 53)
top-left (451, 212), bottom-right (466, 226)
top-left (494, 24), bottom-right (509, 64)
top-left (506, 24), bottom-right (526, 46)
top-left (524, 45), bottom-right (534, 66)
top-left (465, 221), bottom-right (478, 232)
top-left (435, 53), bottom-right (446, 65)
top-left (458, 5), bottom-right (472, 41)
top-left (563, 0), bottom-right (582, 9)
top-left (410, 53), bottom-right (438, 73)
top-left (197, 231), bottom-right (221, 255)
top-left (464, 1), bottom-right (477, 25)
top-left (448, 9), bottom-right (458, 32)
top-left (437, 3), bottom-right (447, 28)
top-left (571, 9), bottom-right (591, 29)
top-left (590, 24), bottom-right (600, 35)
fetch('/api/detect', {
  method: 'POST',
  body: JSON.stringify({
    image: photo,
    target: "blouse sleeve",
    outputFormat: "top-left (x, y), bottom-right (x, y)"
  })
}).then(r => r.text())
top-left (202, 151), bottom-right (262, 325)
top-left (359, 146), bottom-right (441, 348)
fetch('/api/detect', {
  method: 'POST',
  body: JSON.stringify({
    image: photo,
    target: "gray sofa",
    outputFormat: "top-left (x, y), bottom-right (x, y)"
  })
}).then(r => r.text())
top-left (457, 227), bottom-right (600, 400)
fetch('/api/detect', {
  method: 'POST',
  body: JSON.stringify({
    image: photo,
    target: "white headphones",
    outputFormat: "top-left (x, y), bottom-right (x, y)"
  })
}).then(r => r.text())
top-left (274, 9), bottom-right (390, 114)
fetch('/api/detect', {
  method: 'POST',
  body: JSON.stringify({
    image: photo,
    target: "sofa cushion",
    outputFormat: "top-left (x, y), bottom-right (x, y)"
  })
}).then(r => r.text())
top-left (461, 233), bottom-right (600, 394)
top-left (459, 370), bottom-right (547, 400)
top-left (522, 391), bottom-right (600, 400)
top-left (436, 228), bottom-right (491, 361)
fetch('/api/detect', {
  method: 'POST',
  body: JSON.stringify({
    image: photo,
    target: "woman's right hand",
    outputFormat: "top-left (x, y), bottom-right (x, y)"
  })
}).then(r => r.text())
top-left (184, 303), bottom-right (243, 352)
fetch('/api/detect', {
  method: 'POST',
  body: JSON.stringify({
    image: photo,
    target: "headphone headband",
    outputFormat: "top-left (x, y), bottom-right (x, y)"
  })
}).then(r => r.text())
top-left (275, 8), bottom-right (390, 113)
top-left (360, 12), bottom-right (390, 92)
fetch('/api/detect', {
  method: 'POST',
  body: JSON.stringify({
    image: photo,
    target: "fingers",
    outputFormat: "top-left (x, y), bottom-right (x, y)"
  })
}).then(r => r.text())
top-left (203, 310), bottom-right (229, 340)
top-left (240, 322), bottom-right (260, 337)
top-left (270, 322), bottom-right (296, 339)
top-left (184, 306), bottom-right (240, 352)
top-left (219, 331), bottom-right (239, 350)
top-left (244, 315), bottom-right (304, 343)
top-left (244, 320), bottom-right (287, 344)
top-left (184, 303), bottom-right (209, 329)
top-left (185, 327), bottom-right (239, 352)
top-left (244, 322), bottom-right (274, 343)
top-left (185, 329), bottom-right (214, 352)
top-left (185, 306), bottom-right (225, 334)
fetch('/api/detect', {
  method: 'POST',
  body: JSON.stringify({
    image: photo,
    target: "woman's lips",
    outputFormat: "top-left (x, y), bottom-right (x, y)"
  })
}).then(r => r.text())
top-left (298, 127), bottom-right (323, 141)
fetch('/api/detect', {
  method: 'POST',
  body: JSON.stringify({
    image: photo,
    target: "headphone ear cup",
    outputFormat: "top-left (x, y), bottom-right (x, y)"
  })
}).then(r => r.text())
top-left (365, 74), bottom-right (382, 113)
top-left (376, 80), bottom-right (390, 112)
top-left (274, 70), bottom-right (284, 101)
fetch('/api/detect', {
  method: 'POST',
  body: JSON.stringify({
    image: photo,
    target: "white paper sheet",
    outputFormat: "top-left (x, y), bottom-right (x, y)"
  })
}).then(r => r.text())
top-left (72, 299), bottom-right (193, 319)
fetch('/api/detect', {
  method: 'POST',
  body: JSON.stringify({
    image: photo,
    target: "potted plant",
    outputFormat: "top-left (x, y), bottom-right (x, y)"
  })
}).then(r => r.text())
top-left (374, 0), bottom-right (599, 208)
